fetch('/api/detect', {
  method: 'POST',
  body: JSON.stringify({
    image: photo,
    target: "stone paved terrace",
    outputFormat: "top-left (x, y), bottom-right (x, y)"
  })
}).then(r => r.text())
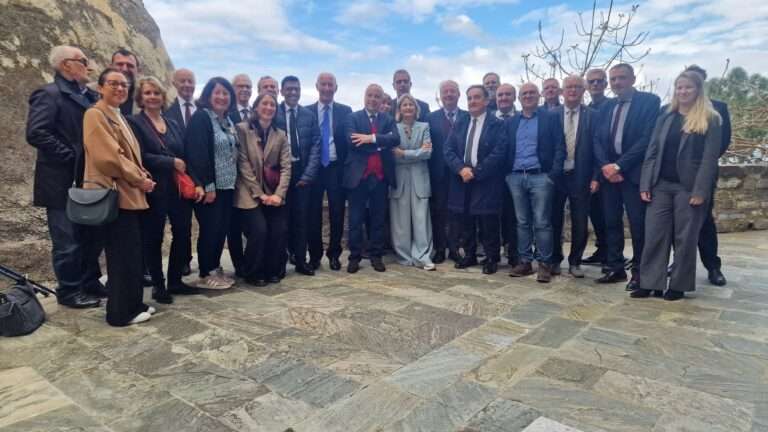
top-left (1, 231), bottom-right (767, 432)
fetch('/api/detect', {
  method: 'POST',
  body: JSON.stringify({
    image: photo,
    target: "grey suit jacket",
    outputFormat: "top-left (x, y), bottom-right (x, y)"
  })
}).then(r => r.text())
top-left (391, 121), bottom-right (432, 199)
top-left (640, 110), bottom-right (722, 199)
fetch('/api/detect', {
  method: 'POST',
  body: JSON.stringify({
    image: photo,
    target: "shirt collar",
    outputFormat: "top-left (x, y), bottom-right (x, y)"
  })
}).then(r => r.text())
top-left (617, 88), bottom-right (636, 103)
top-left (237, 104), bottom-right (249, 112)
top-left (177, 95), bottom-right (193, 106)
top-left (321, 101), bottom-right (334, 111)
top-left (470, 111), bottom-right (487, 122)
top-left (365, 109), bottom-right (378, 118)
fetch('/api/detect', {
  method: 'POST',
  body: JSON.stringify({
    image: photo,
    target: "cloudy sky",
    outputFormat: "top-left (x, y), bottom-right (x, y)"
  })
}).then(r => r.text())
top-left (144, 0), bottom-right (768, 109)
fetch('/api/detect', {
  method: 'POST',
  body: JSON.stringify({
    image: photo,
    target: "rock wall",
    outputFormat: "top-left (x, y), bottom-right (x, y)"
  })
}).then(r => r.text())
top-left (714, 165), bottom-right (768, 232)
top-left (0, 0), bottom-right (174, 279)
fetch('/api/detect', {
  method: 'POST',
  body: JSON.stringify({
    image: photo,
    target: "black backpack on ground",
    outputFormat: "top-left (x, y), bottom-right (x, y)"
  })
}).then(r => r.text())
top-left (0, 265), bottom-right (57, 337)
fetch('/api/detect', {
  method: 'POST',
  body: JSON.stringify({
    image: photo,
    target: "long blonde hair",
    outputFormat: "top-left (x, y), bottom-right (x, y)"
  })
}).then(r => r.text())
top-left (667, 70), bottom-right (719, 135)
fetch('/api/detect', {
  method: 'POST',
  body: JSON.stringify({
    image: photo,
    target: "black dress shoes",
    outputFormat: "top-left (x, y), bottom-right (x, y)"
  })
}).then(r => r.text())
top-left (58, 292), bottom-right (100, 309)
top-left (329, 257), bottom-right (342, 271)
top-left (454, 257), bottom-right (478, 269)
top-left (167, 282), bottom-right (203, 295)
top-left (448, 251), bottom-right (462, 263)
top-left (371, 257), bottom-right (386, 272)
top-left (625, 277), bottom-right (641, 292)
top-left (664, 290), bottom-right (685, 301)
top-left (433, 251), bottom-right (446, 264)
top-left (83, 281), bottom-right (109, 298)
top-left (629, 288), bottom-right (652, 298)
top-left (653, 290), bottom-right (664, 298)
top-left (309, 260), bottom-right (321, 271)
top-left (708, 269), bottom-right (727, 286)
top-left (152, 284), bottom-right (173, 305)
top-left (267, 276), bottom-right (281, 284)
top-left (347, 259), bottom-right (361, 274)
top-left (182, 263), bottom-right (191, 276)
top-left (295, 263), bottom-right (316, 276)
top-left (482, 261), bottom-right (498, 275)
top-left (246, 278), bottom-right (268, 287)
top-left (581, 253), bottom-right (604, 266)
top-left (596, 269), bottom-right (628, 284)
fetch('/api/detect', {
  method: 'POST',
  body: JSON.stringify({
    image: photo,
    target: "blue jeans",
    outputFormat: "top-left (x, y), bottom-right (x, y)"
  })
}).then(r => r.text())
top-left (506, 172), bottom-right (554, 263)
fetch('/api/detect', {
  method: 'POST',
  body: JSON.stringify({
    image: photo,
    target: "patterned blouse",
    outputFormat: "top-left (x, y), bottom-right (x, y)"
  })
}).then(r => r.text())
top-left (205, 108), bottom-right (238, 191)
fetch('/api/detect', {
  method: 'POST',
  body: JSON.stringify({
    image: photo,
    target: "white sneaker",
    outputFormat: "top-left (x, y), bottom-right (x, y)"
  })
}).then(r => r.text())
top-left (423, 263), bottom-right (436, 271)
top-left (196, 275), bottom-right (233, 290)
top-left (146, 306), bottom-right (156, 315)
top-left (215, 268), bottom-right (235, 285)
top-left (129, 312), bottom-right (151, 325)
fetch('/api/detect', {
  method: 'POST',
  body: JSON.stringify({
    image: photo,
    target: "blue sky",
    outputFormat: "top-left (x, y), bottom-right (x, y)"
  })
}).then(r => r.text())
top-left (145, 0), bottom-right (768, 108)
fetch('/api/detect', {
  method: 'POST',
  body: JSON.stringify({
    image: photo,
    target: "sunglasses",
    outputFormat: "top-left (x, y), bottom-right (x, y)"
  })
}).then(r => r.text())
top-left (105, 80), bottom-right (129, 89)
top-left (587, 79), bottom-right (606, 85)
top-left (64, 57), bottom-right (89, 67)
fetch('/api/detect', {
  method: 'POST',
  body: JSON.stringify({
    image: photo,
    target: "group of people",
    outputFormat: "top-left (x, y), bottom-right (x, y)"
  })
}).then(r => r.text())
top-left (26, 44), bottom-right (731, 326)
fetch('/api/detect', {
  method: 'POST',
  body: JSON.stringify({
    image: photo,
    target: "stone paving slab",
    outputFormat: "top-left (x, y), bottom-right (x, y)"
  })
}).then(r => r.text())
top-left (1, 231), bottom-right (767, 431)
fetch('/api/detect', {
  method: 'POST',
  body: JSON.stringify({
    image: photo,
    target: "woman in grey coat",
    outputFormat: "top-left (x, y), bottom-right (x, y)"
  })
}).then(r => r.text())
top-left (390, 94), bottom-right (435, 270)
top-left (634, 70), bottom-right (722, 301)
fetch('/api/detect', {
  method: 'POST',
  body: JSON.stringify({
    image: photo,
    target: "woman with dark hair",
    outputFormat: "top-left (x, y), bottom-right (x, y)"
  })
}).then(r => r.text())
top-left (83, 67), bottom-right (156, 325)
top-left (633, 70), bottom-right (722, 301)
top-left (127, 76), bottom-right (204, 304)
top-left (185, 77), bottom-right (239, 289)
top-left (235, 93), bottom-right (291, 286)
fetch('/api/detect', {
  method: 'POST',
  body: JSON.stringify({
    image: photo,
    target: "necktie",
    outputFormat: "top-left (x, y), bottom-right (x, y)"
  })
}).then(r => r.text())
top-left (502, 112), bottom-right (510, 119)
top-left (321, 105), bottom-right (331, 167)
top-left (289, 108), bottom-right (300, 159)
top-left (369, 114), bottom-right (377, 134)
top-left (240, 108), bottom-right (249, 121)
top-left (566, 109), bottom-right (577, 161)
top-left (184, 102), bottom-right (192, 126)
top-left (464, 118), bottom-right (478, 166)
top-left (611, 101), bottom-right (626, 154)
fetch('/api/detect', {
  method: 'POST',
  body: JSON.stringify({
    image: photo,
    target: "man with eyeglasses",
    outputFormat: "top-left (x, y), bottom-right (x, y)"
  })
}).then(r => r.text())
top-left (26, 45), bottom-right (102, 309)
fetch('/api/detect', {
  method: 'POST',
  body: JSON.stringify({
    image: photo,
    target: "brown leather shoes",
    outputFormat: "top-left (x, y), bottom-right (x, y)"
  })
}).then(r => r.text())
top-left (509, 262), bottom-right (534, 277)
top-left (537, 263), bottom-right (552, 283)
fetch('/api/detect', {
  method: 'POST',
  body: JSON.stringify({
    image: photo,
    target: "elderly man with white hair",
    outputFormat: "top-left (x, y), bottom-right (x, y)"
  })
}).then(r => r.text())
top-left (25, 45), bottom-right (103, 309)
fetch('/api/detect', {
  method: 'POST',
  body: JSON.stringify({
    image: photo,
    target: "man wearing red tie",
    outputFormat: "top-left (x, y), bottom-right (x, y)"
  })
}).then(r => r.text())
top-left (344, 84), bottom-right (400, 273)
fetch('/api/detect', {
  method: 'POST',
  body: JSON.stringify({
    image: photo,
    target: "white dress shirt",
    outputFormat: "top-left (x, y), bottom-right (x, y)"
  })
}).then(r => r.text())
top-left (317, 102), bottom-right (337, 162)
top-left (176, 95), bottom-right (196, 126)
top-left (466, 111), bottom-right (487, 167)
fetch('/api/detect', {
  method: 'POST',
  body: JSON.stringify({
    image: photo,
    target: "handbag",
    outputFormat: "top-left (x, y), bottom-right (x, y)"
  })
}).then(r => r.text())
top-left (263, 165), bottom-right (281, 191)
top-left (66, 180), bottom-right (118, 226)
top-left (0, 265), bottom-right (56, 337)
top-left (175, 171), bottom-right (197, 200)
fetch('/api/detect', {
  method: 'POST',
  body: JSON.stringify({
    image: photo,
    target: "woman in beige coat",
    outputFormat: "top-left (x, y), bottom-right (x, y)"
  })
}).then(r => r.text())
top-left (83, 68), bottom-right (156, 326)
top-left (235, 93), bottom-right (291, 286)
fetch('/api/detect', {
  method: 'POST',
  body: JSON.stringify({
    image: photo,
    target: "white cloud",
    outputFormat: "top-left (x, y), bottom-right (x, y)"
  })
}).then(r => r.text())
top-left (439, 14), bottom-right (486, 39)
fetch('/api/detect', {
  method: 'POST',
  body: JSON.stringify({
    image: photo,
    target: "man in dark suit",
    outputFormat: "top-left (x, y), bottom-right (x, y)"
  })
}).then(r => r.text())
top-left (445, 85), bottom-right (507, 275)
top-left (582, 68), bottom-right (611, 267)
top-left (111, 48), bottom-right (140, 116)
top-left (257, 76), bottom-right (279, 98)
top-left (541, 78), bottom-right (562, 112)
top-left (166, 68), bottom-right (196, 132)
top-left (551, 75), bottom-right (599, 278)
top-left (391, 69), bottom-right (430, 122)
top-left (229, 74), bottom-right (253, 124)
top-left (594, 63), bottom-right (661, 290)
top-left (344, 84), bottom-right (400, 273)
top-left (494, 83), bottom-right (519, 266)
top-left (275, 76), bottom-right (321, 276)
top-left (483, 72), bottom-right (500, 112)
top-left (26, 45), bottom-right (101, 309)
top-left (427, 80), bottom-right (467, 264)
top-left (684, 65), bottom-right (732, 286)
top-left (306, 72), bottom-right (353, 271)
top-left (506, 83), bottom-right (566, 282)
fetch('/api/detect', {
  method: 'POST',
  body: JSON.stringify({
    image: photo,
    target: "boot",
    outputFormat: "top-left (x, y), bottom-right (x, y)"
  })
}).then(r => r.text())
top-left (152, 280), bottom-right (173, 304)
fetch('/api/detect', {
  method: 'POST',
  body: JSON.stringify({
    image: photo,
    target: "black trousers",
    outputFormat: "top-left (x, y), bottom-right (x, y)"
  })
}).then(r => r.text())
top-left (698, 195), bottom-right (721, 271)
top-left (45, 208), bottom-right (102, 299)
top-left (287, 181), bottom-right (313, 265)
top-left (601, 180), bottom-right (646, 272)
top-left (588, 191), bottom-right (608, 258)
top-left (348, 176), bottom-right (387, 260)
top-left (141, 186), bottom-right (193, 286)
top-left (501, 184), bottom-right (519, 263)
top-left (227, 210), bottom-right (245, 275)
top-left (193, 189), bottom-right (233, 277)
top-left (430, 172), bottom-right (458, 256)
top-left (455, 186), bottom-right (500, 263)
top-left (308, 161), bottom-right (346, 261)
top-left (551, 173), bottom-right (590, 266)
top-left (105, 210), bottom-right (146, 327)
top-left (241, 205), bottom-right (288, 280)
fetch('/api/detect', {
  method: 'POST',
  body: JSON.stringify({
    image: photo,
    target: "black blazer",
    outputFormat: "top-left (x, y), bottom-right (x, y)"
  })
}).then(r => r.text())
top-left (26, 73), bottom-right (99, 208)
top-left (444, 113), bottom-right (507, 215)
top-left (640, 111), bottom-right (722, 199)
top-left (305, 101), bottom-right (354, 171)
top-left (343, 110), bottom-right (400, 189)
top-left (555, 105), bottom-right (598, 190)
top-left (275, 102), bottom-right (321, 184)
top-left (506, 110), bottom-right (566, 177)
top-left (165, 98), bottom-right (192, 132)
top-left (127, 112), bottom-right (195, 197)
top-left (184, 109), bottom-right (237, 191)
top-left (594, 90), bottom-right (661, 184)
top-left (427, 108), bottom-right (469, 182)
top-left (391, 98), bottom-right (431, 123)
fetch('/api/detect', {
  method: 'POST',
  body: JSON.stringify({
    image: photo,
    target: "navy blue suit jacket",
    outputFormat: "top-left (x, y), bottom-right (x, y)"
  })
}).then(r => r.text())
top-left (444, 113), bottom-right (507, 215)
top-left (304, 101), bottom-right (354, 171)
top-left (276, 102), bottom-right (321, 184)
top-left (427, 108), bottom-right (469, 182)
top-left (343, 110), bottom-right (400, 189)
top-left (554, 105), bottom-right (598, 190)
top-left (594, 90), bottom-right (661, 185)
top-left (506, 109), bottom-right (566, 178)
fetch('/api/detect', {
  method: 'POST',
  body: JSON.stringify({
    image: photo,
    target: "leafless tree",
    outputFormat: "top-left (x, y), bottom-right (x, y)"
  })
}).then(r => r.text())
top-left (522, 0), bottom-right (650, 81)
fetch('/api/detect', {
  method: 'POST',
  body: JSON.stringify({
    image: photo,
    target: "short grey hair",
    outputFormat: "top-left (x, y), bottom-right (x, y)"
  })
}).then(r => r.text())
top-left (49, 45), bottom-right (77, 70)
top-left (439, 80), bottom-right (459, 93)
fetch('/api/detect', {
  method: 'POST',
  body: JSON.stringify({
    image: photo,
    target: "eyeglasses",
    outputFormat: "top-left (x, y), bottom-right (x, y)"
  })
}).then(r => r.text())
top-left (105, 80), bottom-right (129, 89)
top-left (587, 79), bottom-right (606, 85)
top-left (64, 58), bottom-right (89, 67)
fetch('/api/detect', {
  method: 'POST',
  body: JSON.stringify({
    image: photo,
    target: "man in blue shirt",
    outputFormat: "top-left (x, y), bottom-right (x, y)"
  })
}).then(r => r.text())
top-left (505, 83), bottom-right (566, 282)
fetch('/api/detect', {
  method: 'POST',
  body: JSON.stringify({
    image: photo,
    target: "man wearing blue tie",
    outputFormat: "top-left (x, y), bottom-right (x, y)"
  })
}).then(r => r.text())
top-left (306, 73), bottom-right (353, 271)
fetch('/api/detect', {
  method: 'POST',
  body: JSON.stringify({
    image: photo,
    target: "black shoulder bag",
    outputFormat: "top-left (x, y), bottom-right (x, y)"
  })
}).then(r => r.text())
top-left (0, 265), bottom-right (57, 337)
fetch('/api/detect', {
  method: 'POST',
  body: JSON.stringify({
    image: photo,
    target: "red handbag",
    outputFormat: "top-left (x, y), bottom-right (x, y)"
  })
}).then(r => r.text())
top-left (174, 171), bottom-right (197, 200)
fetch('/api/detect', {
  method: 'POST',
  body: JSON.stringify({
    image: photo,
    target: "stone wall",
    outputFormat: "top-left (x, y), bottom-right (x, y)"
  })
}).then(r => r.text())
top-left (714, 165), bottom-right (768, 232)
